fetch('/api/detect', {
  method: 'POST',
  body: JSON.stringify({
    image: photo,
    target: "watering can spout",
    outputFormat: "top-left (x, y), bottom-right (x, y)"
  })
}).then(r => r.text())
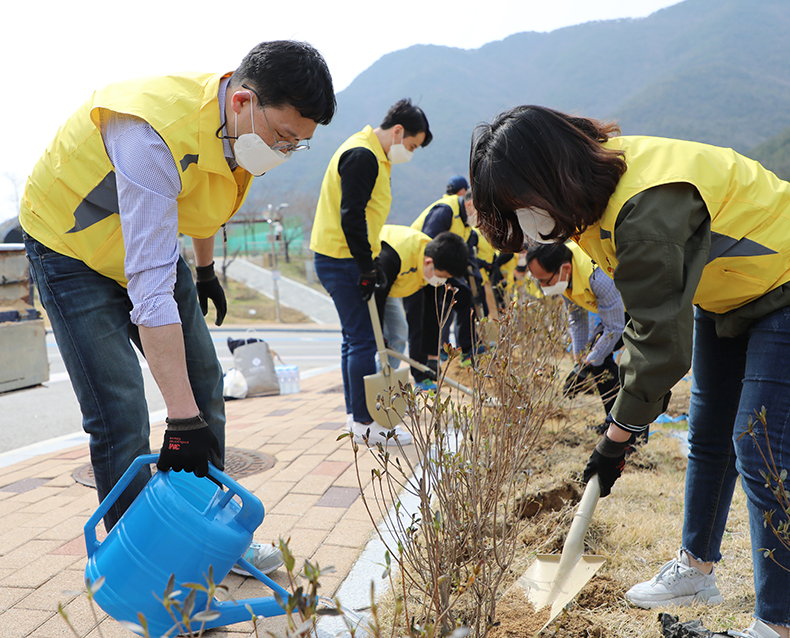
top-left (84, 454), bottom-right (287, 635)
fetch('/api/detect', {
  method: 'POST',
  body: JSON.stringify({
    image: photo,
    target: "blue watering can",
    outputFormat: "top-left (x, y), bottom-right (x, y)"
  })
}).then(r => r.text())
top-left (84, 454), bottom-right (288, 636)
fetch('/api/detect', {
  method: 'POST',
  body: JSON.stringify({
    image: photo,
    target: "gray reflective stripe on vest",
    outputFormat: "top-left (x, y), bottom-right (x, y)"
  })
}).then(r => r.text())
top-left (180, 154), bottom-right (198, 172)
top-left (66, 172), bottom-right (119, 234)
top-left (600, 228), bottom-right (612, 241)
top-left (706, 231), bottom-right (777, 264)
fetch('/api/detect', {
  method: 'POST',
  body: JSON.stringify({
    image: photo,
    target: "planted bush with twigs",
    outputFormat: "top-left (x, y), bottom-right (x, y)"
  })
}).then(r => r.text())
top-left (349, 288), bottom-right (569, 638)
top-left (739, 408), bottom-right (790, 573)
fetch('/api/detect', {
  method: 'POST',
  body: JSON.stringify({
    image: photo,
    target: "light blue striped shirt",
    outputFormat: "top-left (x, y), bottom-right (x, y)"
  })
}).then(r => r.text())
top-left (566, 267), bottom-right (625, 367)
top-left (100, 77), bottom-right (234, 328)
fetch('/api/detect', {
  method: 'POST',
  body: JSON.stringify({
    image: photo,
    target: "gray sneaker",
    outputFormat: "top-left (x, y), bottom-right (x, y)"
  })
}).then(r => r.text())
top-left (625, 550), bottom-right (724, 609)
top-left (230, 541), bottom-right (284, 577)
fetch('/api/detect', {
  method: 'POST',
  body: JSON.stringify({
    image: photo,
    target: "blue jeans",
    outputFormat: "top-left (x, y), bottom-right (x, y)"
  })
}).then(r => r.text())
top-left (685, 307), bottom-right (790, 625)
top-left (381, 296), bottom-right (407, 370)
top-left (25, 236), bottom-right (225, 530)
top-left (314, 254), bottom-right (375, 423)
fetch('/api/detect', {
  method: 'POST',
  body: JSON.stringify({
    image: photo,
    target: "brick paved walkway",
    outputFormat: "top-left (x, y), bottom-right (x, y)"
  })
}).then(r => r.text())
top-left (0, 369), bottom-right (416, 637)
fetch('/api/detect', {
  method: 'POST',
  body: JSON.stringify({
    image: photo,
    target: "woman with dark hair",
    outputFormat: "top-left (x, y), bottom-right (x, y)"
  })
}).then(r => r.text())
top-left (470, 105), bottom-right (790, 638)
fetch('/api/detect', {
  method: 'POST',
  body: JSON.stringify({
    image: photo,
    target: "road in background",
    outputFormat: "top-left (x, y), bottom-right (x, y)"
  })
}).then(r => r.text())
top-left (0, 325), bottom-right (341, 455)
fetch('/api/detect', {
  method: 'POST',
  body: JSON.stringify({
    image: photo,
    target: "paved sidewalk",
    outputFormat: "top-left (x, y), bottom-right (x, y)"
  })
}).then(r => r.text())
top-left (221, 258), bottom-right (340, 325)
top-left (0, 369), bottom-right (416, 638)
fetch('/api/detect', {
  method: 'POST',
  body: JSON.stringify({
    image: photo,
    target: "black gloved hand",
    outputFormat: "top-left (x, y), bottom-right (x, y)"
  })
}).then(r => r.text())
top-left (563, 363), bottom-right (594, 397)
top-left (195, 262), bottom-right (227, 326)
top-left (583, 433), bottom-right (630, 497)
top-left (358, 263), bottom-right (387, 301)
top-left (157, 413), bottom-right (224, 478)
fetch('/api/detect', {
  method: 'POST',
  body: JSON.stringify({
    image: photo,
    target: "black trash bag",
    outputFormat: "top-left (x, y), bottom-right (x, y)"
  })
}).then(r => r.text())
top-left (659, 613), bottom-right (716, 638)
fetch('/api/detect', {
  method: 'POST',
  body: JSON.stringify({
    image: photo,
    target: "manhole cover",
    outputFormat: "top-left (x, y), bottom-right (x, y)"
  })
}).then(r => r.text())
top-left (72, 447), bottom-right (276, 489)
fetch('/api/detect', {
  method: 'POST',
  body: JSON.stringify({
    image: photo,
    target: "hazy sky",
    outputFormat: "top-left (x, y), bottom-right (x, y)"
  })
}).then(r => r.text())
top-left (0, 0), bottom-right (683, 224)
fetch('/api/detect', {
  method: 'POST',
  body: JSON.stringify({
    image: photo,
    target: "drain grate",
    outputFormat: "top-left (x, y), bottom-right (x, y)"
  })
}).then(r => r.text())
top-left (72, 447), bottom-right (276, 489)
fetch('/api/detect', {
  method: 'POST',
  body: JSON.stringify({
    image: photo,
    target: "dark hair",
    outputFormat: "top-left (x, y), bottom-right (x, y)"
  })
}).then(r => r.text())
top-left (425, 232), bottom-right (469, 277)
top-left (380, 99), bottom-right (433, 147)
top-left (526, 242), bottom-right (572, 273)
top-left (230, 41), bottom-right (336, 125)
top-left (469, 105), bottom-right (627, 252)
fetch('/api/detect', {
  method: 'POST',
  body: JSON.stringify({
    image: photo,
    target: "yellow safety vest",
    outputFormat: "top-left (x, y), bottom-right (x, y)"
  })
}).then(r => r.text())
top-left (563, 242), bottom-right (599, 313)
top-left (310, 126), bottom-right (392, 259)
top-left (20, 72), bottom-right (252, 286)
top-left (501, 255), bottom-right (543, 299)
top-left (577, 136), bottom-right (790, 314)
top-left (411, 194), bottom-right (472, 242)
top-left (379, 225), bottom-right (430, 298)
top-left (475, 232), bottom-right (496, 283)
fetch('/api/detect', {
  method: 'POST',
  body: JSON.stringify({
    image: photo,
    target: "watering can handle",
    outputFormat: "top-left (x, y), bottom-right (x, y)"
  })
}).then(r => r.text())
top-left (84, 454), bottom-right (264, 557)
top-left (84, 453), bottom-right (159, 557)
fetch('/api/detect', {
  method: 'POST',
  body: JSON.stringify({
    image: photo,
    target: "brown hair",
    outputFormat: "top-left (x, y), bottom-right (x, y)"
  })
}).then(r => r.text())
top-left (469, 105), bottom-right (627, 252)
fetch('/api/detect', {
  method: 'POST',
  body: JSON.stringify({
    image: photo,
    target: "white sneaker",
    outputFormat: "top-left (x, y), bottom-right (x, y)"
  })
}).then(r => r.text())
top-left (625, 550), bottom-right (724, 609)
top-left (345, 414), bottom-right (353, 433)
top-left (351, 421), bottom-right (413, 446)
top-left (728, 620), bottom-right (781, 638)
top-left (230, 541), bottom-right (283, 576)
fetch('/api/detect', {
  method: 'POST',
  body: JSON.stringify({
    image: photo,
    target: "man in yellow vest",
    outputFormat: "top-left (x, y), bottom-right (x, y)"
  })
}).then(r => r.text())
top-left (20, 41), bottom-right (336, 575)
top-left (526, 242), bottom-right (626, 420)
top-left (408, 186), bottom-right (487, 380)
top-left (310, 100), bottom-right (432, 442)
top-left (374, 227), bottom-right (469, 394)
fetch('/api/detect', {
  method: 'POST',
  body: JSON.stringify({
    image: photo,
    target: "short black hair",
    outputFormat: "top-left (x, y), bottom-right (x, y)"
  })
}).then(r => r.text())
top-left (230, 40), bottom-right (336, 125)
top-left (425, 232), bottom-right (468, 277)
top-left (380, 99), bottom-right (432, 147)
top-left (526, 242), bottom-right (572, 273)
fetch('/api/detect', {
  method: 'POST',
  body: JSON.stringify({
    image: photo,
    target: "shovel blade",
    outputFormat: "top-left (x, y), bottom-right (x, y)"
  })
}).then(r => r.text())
top-left (363, 367), bottom-right (410, 428)
top-left (519, 554), bottom-right (606, 625)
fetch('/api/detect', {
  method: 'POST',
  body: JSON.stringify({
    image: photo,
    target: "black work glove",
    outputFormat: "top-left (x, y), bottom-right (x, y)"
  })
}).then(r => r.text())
top-left (195, 262), bottom-right (227, 326)
top-left (157, 413), bottom-right (224, 478)
top-left (358, 263), bottom-right (387, 301)
top-left (563, 363), bottom-right (595, 397)
top-left (583, 432), bottom-right (630, 497)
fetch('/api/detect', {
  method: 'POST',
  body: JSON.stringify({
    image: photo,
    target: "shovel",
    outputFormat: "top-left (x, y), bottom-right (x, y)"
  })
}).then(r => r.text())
top-left (517, 474), bottom-right (606, 636)
top-left (363, 298), bottom-right (477, 429)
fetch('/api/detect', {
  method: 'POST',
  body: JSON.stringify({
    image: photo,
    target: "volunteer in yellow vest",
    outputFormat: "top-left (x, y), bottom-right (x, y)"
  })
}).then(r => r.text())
top-left (470, 104), bottom-right (790, 636)
top-left (526, 242), bottom-right (625, 419)
top-left (310, 100), bottom-right (432, 446)
top-left (20, 42), bottom-right (336, 577)
top-left (374, 226), bottom-right (469, 390)
top-left (408, 187), bottom-right (487, 375)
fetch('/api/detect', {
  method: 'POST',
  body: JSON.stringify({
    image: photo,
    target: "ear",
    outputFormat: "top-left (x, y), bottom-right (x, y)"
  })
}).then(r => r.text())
top-left (230, 89), bottom-right (253, 114)
top-left (392, 124), bottom-right (404, 143)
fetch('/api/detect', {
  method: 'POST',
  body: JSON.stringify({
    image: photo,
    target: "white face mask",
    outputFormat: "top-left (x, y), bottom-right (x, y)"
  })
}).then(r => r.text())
top-left (233, 109), bottom-right (291, 176)
top-left (540, 267), bottom-right (569, 296)
top-left (515, 206), bottom-right (557, 244)
top-left (388, 142), bottom-right (413, 164)
top-left (424, 262), bottom-right (447, 287)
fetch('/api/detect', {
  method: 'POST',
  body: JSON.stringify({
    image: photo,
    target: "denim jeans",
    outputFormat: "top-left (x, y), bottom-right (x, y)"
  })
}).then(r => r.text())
top-left (684, 307), bottom-right (790, 625)
top-left (381, 296), bottom-right (407, 370)
top-left (25, 236), bottom-right (225, 530)
top-left (314, 253), bottom-right (376, 423)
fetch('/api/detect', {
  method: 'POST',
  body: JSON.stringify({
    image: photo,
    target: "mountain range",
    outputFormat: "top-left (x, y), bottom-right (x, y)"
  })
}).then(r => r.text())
top-left (242, 0), bottom-right (790, 227)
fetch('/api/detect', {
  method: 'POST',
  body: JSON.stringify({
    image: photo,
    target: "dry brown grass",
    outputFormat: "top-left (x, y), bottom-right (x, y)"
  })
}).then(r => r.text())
top-left (370, 368), bottom-right (757, 638)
